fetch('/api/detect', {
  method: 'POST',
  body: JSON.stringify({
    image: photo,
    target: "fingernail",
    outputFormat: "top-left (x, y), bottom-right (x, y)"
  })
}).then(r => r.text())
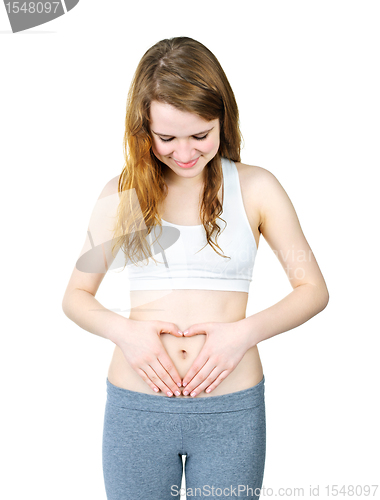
top-left (183, 330), bottom-right (188, 335)
top-left (174, 391), bottom-right (181, 396)
top-left (177, 382), bottom-right (182, 387)
top-left (167, 391), bottom-right (173, 397)
top-left (190, 392), bottom-right (196, 397)
top-left (178, 330), bottom-right (183, 335)
top-left (183, 382), bottom-right (187, 387)
top-left (153, 387), bottom-right (159, 393)
top-left (183, 391), bottom-right (189, 396)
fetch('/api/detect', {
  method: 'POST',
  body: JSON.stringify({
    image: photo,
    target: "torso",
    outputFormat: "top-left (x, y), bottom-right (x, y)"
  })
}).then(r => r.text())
top-left (107, 161), bottom-right (264, 397)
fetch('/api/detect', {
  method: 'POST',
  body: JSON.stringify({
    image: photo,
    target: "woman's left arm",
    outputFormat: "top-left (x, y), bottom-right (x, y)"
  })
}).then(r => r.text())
top-left (181, 166), bottom-right (329, 396)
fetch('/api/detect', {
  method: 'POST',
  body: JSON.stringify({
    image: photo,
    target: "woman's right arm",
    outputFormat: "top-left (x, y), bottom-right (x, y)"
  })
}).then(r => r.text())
top-left (61, 176), bottom-right (183, 395)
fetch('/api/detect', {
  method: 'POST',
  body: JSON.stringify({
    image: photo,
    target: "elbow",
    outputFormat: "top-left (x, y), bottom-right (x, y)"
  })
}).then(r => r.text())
top-left (301, 282), bottom-right (329, 314)
top-left (62, 291), bottom-right (73, 318)
top-left (62, 296), bottom-right (69, 317)
top-left (317, 285), bottom-right (329, 313)
top-left (321, 294), bottom-right (329, 312)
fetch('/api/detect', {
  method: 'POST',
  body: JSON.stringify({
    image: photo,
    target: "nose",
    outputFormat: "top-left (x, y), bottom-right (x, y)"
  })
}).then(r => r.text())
top-left (173, 140), bottom-right (197, 163)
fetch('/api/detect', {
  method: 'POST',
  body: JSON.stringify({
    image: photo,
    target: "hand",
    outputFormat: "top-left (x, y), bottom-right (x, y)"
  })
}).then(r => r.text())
top-left (181, 321), bottom-right (252, 397)
top-left (117, 319), bottom-right (183, 397)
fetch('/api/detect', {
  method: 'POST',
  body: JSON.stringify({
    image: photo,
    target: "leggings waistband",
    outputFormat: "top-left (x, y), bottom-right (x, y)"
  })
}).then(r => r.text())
top-left (105, 375), bottom-right (265, 414)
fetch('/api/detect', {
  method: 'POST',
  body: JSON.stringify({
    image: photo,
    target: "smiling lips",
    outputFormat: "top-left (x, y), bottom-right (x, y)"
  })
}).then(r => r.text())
top-left (173, 157), bottom-right (199, 169)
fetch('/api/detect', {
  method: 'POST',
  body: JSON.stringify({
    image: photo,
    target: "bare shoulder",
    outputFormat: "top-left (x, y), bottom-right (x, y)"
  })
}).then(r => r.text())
top-left (86, 174), bottom-right (121, 249)
top-left (98, 174), bottom-right (120, 199)
top-left (235, 162), bottom-right (280, 193)
top-left (235, 162), bottom-right (288, 227)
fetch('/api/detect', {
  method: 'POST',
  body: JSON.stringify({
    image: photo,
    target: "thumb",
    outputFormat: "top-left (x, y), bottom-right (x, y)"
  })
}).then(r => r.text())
top-left (156, 322), bottom-right (183, 337)
top-left (183, 324), bottom-right (206, 337)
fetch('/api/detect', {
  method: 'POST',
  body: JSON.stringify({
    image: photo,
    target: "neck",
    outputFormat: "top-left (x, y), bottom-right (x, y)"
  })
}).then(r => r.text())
top-left (162, 164), bottom-right (206, 191)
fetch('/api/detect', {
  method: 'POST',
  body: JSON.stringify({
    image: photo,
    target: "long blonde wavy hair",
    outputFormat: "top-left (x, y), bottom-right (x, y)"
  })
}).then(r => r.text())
top-left (112, 37), bottom-right (242, 269)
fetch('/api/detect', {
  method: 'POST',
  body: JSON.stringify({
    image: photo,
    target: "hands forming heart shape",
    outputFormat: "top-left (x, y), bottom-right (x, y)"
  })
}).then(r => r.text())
top-left (119, 318), bottom-right (252, 398)
top-left (176, 321), bottom-right (252, 397)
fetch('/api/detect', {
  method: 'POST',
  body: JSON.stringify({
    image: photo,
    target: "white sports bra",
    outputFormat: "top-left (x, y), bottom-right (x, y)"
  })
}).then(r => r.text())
top-left (126, 157), bottom-right (257, 292)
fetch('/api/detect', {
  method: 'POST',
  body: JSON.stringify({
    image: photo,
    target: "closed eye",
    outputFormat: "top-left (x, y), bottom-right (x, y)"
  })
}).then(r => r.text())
top-left (159, 134), bottom-right (209, 143)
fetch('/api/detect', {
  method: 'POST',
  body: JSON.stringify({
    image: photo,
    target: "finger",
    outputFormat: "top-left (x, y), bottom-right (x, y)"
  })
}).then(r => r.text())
top-left (157, 351), bottom-right (183, 388)
top-left (158, 322), bottom-right (184, 337)
top-left (183, 323), bottom-right (207, 337)
top-left (135, 367), bottom-right (160, 394)
top-left (182, 352), bottom-right (210, 388)
top-left (203, 370), bottom-right (231, 394)
top-left (150, 360), bottom-right (182, 396)
top-left (143, 364), bottom-right (177, 396)
top-left (182, 361), bottom-right (217, 395)
top-left (186, 368), bottom-right (230, 397)
top-left (184, 367), bottom-right (220, 396)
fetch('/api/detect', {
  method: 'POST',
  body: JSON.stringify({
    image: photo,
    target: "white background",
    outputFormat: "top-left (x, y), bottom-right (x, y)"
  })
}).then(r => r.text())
top-left (1, 1), bottom-right (379, 499)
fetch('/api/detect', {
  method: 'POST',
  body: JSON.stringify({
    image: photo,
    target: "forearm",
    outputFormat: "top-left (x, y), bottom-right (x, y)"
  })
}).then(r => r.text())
top-left (62, 289), bottom-right (130, 346)
top-left (238, 283), bottom-right (329, 348)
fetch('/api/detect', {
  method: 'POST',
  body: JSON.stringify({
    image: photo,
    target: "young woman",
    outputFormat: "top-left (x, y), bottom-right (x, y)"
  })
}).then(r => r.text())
top-left (62, 37), bottom-right (329, 500)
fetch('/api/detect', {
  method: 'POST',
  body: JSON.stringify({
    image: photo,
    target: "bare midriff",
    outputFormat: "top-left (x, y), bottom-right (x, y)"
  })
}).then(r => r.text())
top-left (107, 161), bottom-right (263, 398)
top-left (107, 288), bottom-right (263, 398)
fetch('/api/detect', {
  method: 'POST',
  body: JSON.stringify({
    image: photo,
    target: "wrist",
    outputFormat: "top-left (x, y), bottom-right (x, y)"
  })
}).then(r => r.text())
top-left (236, 316), bottom-right (260, 349)
top-left (107, 316), bottom-right (134, 346)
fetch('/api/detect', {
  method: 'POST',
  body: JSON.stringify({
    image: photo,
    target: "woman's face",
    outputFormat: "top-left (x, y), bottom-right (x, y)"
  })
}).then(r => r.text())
top-left (149, 100), bottom-right (220, 185)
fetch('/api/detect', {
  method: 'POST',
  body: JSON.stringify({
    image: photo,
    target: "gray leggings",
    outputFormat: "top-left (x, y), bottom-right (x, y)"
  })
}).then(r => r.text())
top-left (102, 375), bottom-right (266, 500)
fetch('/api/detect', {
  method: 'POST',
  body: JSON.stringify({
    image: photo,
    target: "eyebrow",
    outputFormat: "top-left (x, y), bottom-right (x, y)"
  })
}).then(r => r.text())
top-left (151, 127), bottom-right (214, 138)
